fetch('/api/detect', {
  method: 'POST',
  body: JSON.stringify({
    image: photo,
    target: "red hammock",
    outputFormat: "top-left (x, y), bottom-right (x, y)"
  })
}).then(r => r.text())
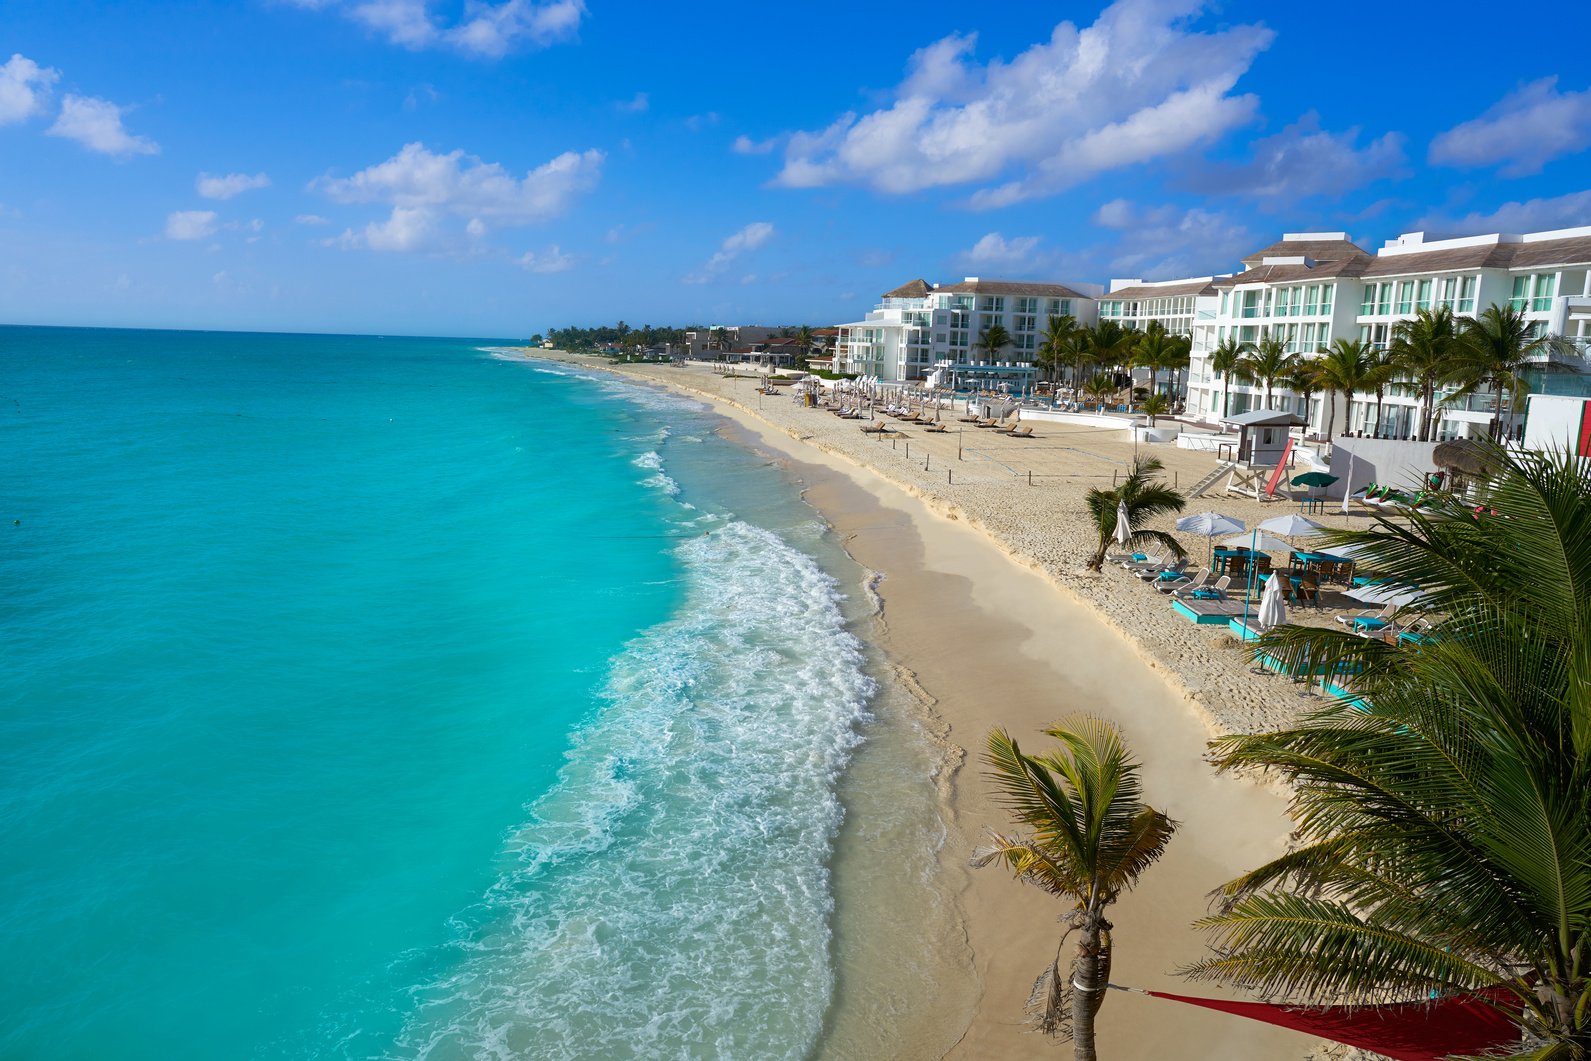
top-left (1140, 986), bottom-right (1522, 1061)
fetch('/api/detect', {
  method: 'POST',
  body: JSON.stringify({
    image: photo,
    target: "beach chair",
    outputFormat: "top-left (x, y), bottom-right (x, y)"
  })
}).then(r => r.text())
top-left (1007, 425), bottom-right (1035, 438)
top-left (1335, 604), bottom-right (1397, 635)
top-left (1157, 568), bottom-right (1207, 594)
top-left (1180, 575), bottom-right (1232, 600)
top-left (924, 422), bottom-right (948, 433)
top-left (1136, 557), bottom-right (1189, 581)
top-left (1296, 573), bottom-right (1322, 608)
top-left (1120, 554), bottom-right (1164, 574)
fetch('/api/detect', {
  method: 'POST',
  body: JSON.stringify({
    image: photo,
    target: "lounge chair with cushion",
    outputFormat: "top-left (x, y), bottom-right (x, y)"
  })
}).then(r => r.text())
top-left (1158, 568), bottom-right (1208, 594)
top-left (1007, 425), bottom-right (1035, 438)
top-left (1335, 604), bottom-right (1397, 635)
top-left (1181, 575), bottom-right (1232, 600)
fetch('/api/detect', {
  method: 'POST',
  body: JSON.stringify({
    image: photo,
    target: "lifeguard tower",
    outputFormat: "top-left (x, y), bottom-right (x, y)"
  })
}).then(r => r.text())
top-left (1221, 409), bottom-right (1304, 499)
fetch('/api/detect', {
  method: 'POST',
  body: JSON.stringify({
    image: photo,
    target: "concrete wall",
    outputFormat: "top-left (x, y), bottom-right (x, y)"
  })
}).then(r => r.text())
top-left (1524, 393), bottom-right (1591, 456)
top-left (1325, 437), bottom-right (1440, 498)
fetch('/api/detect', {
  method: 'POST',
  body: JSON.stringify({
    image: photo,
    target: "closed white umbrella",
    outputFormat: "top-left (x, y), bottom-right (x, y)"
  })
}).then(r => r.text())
top-left (1257, 570), bottom-right (1289, 632)
top-left (1114, 499), bottom-right (1133, 548)
top-left (1176, 512), bottom-right (1246, 566)
top-left (1257, 514), bottom-right (1326, 539)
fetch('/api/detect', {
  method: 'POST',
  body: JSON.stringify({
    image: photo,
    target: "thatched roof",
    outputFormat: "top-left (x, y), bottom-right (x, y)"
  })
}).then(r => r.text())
top-left (1432, 438), bottom-right (1495, 476)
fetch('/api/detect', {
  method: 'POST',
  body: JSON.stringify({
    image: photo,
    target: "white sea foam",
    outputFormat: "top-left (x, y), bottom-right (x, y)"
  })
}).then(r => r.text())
top-left (387, 520), bottom-right (873, 1060)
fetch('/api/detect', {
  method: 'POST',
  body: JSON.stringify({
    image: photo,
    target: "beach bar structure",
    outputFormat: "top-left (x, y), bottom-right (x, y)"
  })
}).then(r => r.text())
top-left (1221, 409), bottom-right (1304, 466)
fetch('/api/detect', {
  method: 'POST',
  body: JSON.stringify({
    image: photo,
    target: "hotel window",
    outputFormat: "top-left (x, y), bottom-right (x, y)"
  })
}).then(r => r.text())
top-left (1303, 284), bottom-right (1319, 315)
top-left (1377, 282), bottom-right (1393, 315)
top-left (1532, 273), bottom-right (1556, 312)
top-left (1284, 323), bottom-right (1300, 353)
top-left (934, 333), bottom-right (946, 345)
top-left (1360, 284), bottom-right (1376, 315)
top-left (1416, 278), bottom-right (1432, 310)
top-left (1438, 277), bottom-right (1457, 309)
top-left (979, 296), bottom-right (1004, 312)
top-left (1291, 286), bottom-right (1305, 316)
top-left (1220, 291), bottom-right (1230, 316)
top-left (1241, 291), bottom-right (1260, 318)
top-left (1509, 275), bottom-right (1530, 312)
top-left (1015, 296), bottom-right (1038, 314)
top-left (1014, 314), bottom-right (1037, 333)
top-left (1457, 276), bottom-right (1477, 314)
top-left (1239, 325), bottom-right (1258, 344)
top-left (1320, 284), bottom-right (1334, 316)
top-left (1396, 281), bottom-right (1414, 315)
top-left (1262, 289), bottom-right (1274, 317)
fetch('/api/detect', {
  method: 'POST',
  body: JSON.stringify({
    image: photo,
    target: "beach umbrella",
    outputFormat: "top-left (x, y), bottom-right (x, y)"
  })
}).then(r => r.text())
top-left (1257, 570), bottom-right (1288, 632)
top-left (1175, 511), bottom-right (1246, 566)
top-left (1114, 499), bottom-right (1133, 548)
top-left (1257, 514), bottom-right (1326, 539)
top-left (1291, 470), bottom-right (1339, 501)
top-left (1220, 531), bottom-right (1294, 554)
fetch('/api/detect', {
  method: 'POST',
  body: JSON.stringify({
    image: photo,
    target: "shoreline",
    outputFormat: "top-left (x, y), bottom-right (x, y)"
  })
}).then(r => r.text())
top-left (529, 352), bottom-right (1325, 1058)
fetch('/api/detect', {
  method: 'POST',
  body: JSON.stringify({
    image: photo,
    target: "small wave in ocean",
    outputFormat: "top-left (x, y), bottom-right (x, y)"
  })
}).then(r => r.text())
top-left (387, 519), bottom-right (873, 1060)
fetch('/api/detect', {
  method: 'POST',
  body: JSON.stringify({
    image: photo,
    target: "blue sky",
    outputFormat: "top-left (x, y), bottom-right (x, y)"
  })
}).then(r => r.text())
top-left (3, 0), bottom-right (1590, 338)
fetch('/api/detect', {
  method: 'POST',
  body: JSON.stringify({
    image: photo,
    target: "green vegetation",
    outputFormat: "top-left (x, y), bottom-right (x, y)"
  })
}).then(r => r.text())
top-left (978, 719), bottom-right (1176, 1060)
top-left (1187, 446), bottom-right (1591, 1058)
top-left (1083, 456), bottom-right (1186, 571)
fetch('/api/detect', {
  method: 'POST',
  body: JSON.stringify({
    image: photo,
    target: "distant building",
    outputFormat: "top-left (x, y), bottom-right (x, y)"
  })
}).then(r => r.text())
top-left (834, 277), bottom-right (1102, 383)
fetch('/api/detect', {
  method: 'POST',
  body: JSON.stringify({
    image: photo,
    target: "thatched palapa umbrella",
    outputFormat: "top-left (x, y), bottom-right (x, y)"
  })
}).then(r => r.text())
top-left (1432, 438), bottom-right (1494, 478)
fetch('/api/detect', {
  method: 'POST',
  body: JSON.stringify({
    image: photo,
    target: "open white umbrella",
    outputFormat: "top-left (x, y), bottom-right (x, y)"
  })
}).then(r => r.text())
top-left (1257, 568), bottom-right (1289, 632)
top-left (1345, 582), bottom-right (1426, 608)
top-left (1221, 531), bottom-right (1294, 554)
top-left (1175, 512), bottom-right (1245, 566)
top-left (1257, 514), bottom-right (1326, 539)
top-left (1114, 499), bottom-right (1133, 548)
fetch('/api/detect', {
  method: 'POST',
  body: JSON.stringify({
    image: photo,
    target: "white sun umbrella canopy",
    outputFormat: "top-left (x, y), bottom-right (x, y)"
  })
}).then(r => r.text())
top-left (1257, 568), bottom-right (1289, 632)
top-left (1221, 531), bottom-right (1295, 555)
top-left (1175, 511), bottom-right (1246, 566)
top-left (1114, 499), bottom-right (1133, 548)
top-left (1257, 514), bottom-right (1326, 539)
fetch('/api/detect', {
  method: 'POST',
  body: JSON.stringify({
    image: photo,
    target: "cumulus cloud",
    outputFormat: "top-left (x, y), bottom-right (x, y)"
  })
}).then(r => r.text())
top-left (1186, 113), bottom-right (1405, 203)
top-left (316, 141), bottom-right (602, 253)
top-left (295, 213), bottom-right (331, 225)
top-left (197, 171), bottom-right (271, 199)
top-left (614, 91), bottom-right (648, 114)
top-left (1091, 200), bottom-right (1254, 279)
top-left (47, 94), bottom-right (159, 156)
top-left (956, 232), bottom-right (1046, 272)
top-left (684, 221), bottom-right (775, 284)
top-left (517, 245), bottom-right (574, 272)
top-left (0, 53), bottom-right (59, 124)
top-left (166, 210), bottom-right (219, 240)
top-left (732, 134), bottom-right (779, 155)
top-left (1430, 77), bottom-right (1591, 177)
top-left (772, 0), bottom-right (1272, 207)
top-left (300, 0), bottom-right (585, 58)
top-left (1417, 190), bottom-right (1591, 236)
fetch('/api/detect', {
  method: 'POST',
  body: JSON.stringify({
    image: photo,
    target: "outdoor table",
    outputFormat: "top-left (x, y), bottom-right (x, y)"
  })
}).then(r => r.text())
top-left (1258, 571), bottom-right (1306, 600)
top-left (1298, 497), bottom-right (1325, 514)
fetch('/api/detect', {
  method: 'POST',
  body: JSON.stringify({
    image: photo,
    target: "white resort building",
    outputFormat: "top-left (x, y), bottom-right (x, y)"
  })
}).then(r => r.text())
top-left (833, 277), bottom-right (1101, 386)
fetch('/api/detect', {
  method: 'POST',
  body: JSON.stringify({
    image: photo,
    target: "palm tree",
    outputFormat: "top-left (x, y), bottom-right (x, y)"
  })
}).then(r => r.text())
top-left (1038, 314), bottom-right (1079, 388)
top-left (1083, 373), bottom-right (1118, 412)
top-left (978, 718), bottom-right (1177, 1060)
top-left (1134, 323), bottom-right (1176, 399)
top-left (1082, 455), bottom-right (1186, 570)
top-left (977, 323), bottom-right (1012, 363)
top-left (1163, 335), bottom-right (1192, 409)
top-left (1287, 360), bottom-right (1321, 437)
top-left (1140, 393), bottom-right (1170, 427)
top-left (1364, 346), bottom-right (1398, 437)
top-left (1086, 321), bottom-right (1139, 387)
top-left (1310, 338), bottom-right (1373, 443)
top-left (1387, 306), bottom-right (1460, 442)
top-left (1208, 336), bottom-right (1250, 421)
top-left (1184, 445), bottom-right (1591, 1058)
top-left (793, 324), bottom-right (815, 371)
top-left (1454, 304), bottom-right (1572, 441)
top-left (1235, 336), bottom-right (1297, 411)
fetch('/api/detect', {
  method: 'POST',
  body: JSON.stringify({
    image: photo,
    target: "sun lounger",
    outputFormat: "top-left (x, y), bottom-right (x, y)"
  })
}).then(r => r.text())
top-left (1157, 568), bottom-right (1208, 594)
top-left (1335, 604), bottom-right (1397, 635)
top-left (924, 422), bottom-right (948, 433)
top-left (1006, 425), bottom-right (1034, 438)
top-left (1175, 574), bottom-right (1231, 599)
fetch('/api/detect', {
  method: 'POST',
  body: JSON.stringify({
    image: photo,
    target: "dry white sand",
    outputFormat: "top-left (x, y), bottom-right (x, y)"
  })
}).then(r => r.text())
top-left (534, 354), bottom-right (1370, 1060)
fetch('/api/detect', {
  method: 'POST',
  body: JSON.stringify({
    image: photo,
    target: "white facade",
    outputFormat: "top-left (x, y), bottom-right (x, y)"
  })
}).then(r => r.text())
top-left (1183, 227), bottom-right (1591, 441)
top-left (834, 277), bottom-right (1101, 383)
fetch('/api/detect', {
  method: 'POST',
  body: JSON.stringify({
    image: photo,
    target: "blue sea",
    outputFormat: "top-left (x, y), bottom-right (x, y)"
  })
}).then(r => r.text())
top-left (0, 328), bottom-right (964, 1059)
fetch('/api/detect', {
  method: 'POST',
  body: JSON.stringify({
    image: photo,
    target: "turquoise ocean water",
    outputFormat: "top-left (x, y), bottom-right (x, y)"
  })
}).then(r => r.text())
top-left (1, 328), bottom-right (955, 1059)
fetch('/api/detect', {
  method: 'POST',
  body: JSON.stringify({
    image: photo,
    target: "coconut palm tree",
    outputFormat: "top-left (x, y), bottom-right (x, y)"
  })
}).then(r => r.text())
top-left (793, 324), bottom-right (816, 371)
top-left (1311, 338), bottom-right (1373, 443)
top-left (1364, 346), bottom-right (1398, 437)
top-left (1140, 393), bottom-right (1170, 427)
top-left (1453, 304), bottom-right (1573, 441)
top-left (1236, 336), bottom-right (1297, 411)
top-left (978, 718), bottom-right (1177, 1060)
top-left (1083, 372), bottom-right (1118, 412)
top-left (1133, 323), bottom-right (1176, 399)
top-left (1082, 455), bottom-right (1186, 571)
top-left (1287, 360), bottom-right (1321, 436)
top-left (1387, 307), bottom-right (1460, 442)
top-left (977, 323), bottom-right (1012, 363)
top-left (1163, 335), bottom-right (1192, 409)
top-left (1085, 321), bottom-right (1139, 387)
top-left (1208, 336), bottom-right (1250, 420)
top-left (1183, 445), bottom-right (1591, 1059)
top-left (1038, 314), bottom-right (1079, 388)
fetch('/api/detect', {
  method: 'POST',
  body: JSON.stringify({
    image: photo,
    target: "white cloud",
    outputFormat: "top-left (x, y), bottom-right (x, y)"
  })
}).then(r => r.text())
top-left (1091, 200), bottom-right (1254, 279)
top-left (1186, 113), bottom-right (1405, 203)
top-left (0, 53), bottom-right (59, 124)
top-left (295, 213), bottom-right (331, 225)
top-left (684, 221), bottom-right (775, 283)
top-left (197, 171), bottom-right (271, 199)
top-left (773, 0), bottom-right (1272, 207)
top-left (615, 91), bottom-right (648, 114)
top-left (166, 210), bottom-right (219, 240)
top-left (1430, 78), bottom-right (1591, 178)
top-left (684, 112), bottom-right (720, 132)
top-left (517, 245), bottom-right (574, 272)
top-left (732, 134), bottom-right (779, 155)
top-left (47, 94), bottom-right (159, 156)
top-left (957, 232), bottom-right (1045, 272)
top-left (306, 0), bottom-right (585, 58)
top-left (315, 141), bottom-right (602, 253)
top-left (1417, 190), bottom-right (1591, 236)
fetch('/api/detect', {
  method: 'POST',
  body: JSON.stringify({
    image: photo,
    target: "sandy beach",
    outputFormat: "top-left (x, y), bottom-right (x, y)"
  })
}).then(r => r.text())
top-left (538, 353), bottom-right (1350, 1059)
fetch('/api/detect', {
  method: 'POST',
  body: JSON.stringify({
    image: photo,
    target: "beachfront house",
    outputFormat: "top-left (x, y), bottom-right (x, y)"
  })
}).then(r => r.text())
top-left (833, 277), bottom-right (1103, 384)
